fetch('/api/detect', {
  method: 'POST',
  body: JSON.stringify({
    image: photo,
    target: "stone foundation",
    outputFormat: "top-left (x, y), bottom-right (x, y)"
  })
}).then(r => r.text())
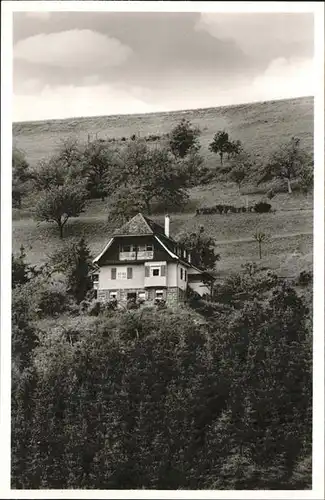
top-left (98, 287), bottom-right (185, 307)
top-left (165, 287), bottom-right (186, 307)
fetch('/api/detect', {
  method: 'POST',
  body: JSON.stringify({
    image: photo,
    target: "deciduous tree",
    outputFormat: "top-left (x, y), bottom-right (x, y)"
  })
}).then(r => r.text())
top-left (50, 238), bottom-right (94, 303)
top-left (35, 183), bottom-right (87, 238)
top-left (12, 148), bottom-right (31, 208)
top-left (176, 226), bottom-right (220, 271)
top-left (83, 140), bottom-right (121, 200)
top-left (169, 118), bottom-right (201, 158)
top-left (259, 137), bottom-right (309, 194)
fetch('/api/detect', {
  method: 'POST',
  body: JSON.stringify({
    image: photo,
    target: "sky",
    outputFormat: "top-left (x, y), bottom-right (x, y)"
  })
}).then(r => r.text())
top-left (13, 11), bottom-right (314, 122)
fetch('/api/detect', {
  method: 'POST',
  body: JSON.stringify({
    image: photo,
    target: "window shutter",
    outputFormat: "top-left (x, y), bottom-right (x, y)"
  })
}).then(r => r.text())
top-left (145, 266), bottom-right (150, 277)
top-left (161, 265), bottom-right (166, 276)
top-left (111, 268), bottom-right (116, 280)
top-left (127, 267), bottom-right (133, 279)
top-left (180, 268), bottom-right (183, 280)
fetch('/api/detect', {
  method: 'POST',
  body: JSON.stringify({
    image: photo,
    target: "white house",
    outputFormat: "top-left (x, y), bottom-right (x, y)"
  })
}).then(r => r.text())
top-left (92, 213), bottom-right (214, 306)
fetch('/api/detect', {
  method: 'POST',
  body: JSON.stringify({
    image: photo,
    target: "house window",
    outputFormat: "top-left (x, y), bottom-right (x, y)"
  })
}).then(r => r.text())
top-left (92, 273), bottom-right (99, 283)
top-left (117, 269), bottom-right (127, 280)
top-left (180, 268), bottom-right (183, 280)
top-left (151, 267), bottom-right (160, 277)
top-left (156, 290), bottom-right (164, 299)
top-left (183, 249), bottom-right (187, 259)
top-left (111, 268), bottom-right (117, 280)
top-left (117, 267), bottom-right (133, 279)
top-left (127, 292), bottom-right (136, 301)
top-left (109, 291), bottom-right (117, 300)
top-left (138, 291), bottom-right (146, 301)
top-left (121, 244), bottom-right (136, 252)
top-left (184, 270), bottom-right (187, 281)
top-left (138, 244), bottom-right (153, 252)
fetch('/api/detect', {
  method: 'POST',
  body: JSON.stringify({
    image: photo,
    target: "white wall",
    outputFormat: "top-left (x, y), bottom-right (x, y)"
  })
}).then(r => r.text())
top-left (99, 264), bottom-right (144, 290)
top-left (167, 262), bottom-right (178, 287)
top-left (177, 263), bottom-right (188, 291)
top-left (98, 261), bottom-right (192, 292)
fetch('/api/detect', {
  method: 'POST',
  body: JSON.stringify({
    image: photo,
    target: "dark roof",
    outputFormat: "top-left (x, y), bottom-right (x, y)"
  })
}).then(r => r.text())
top-left (113, 213), bottom-right (166, 237)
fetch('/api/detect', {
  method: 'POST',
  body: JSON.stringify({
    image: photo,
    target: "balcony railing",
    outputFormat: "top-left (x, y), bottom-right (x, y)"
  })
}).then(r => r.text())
top-left (119, 251), bottom-right (136, 261)
top-left (119, 250), bottom-right (154, 261)
top-left (137, 250), bottom-right (154, 260)
top-left (144, 275), bottom-right (167, 288)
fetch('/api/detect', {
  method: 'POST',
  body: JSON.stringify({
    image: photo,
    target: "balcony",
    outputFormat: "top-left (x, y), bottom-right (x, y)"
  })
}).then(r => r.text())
top-left (119, 250), bottom-right (154, 261)
top-left (144, 275), bottom-right (167, 288)
top-left (119, 251), bottom-right (136, 261)
top-left (137, 250), bottom-right (154, 260)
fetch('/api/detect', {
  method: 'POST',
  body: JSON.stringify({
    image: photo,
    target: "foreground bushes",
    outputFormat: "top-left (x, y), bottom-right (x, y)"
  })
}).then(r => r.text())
top-left (12, 281), bottom-right (312, 489)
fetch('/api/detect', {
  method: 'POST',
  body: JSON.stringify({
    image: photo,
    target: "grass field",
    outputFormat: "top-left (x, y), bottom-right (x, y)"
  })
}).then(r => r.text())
top-left (12, 187), bottom-right (313, 278)
top-left (13, 96), bottom-right (313, 169)
top-left (12, 96), bottom-right (313, 280)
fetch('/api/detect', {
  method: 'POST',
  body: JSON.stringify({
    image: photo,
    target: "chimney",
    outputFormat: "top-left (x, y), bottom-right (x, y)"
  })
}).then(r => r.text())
top-left (164, 214), bottom-right (170, 238)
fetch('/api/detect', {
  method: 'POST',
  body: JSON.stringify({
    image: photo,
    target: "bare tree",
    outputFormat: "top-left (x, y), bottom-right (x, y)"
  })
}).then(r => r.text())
top-left (253, 231), bottom-right (268, 259)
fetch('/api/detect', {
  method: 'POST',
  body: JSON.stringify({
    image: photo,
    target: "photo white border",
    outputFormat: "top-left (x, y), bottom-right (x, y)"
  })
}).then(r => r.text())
top-left (1, 1), bottom-right (324, 499)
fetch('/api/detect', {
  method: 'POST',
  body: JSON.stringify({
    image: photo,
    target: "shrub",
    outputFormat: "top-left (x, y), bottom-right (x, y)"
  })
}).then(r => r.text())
top-left (105, 299), bottom-right (118, 311)
top-left (88, 300), bottom-right (103, 316)
top-left (12, 298), bottom-right (311, 489)
top-left (254, 201), bottom-right (272, 213)
top-left (154, 298), bottom-right (166, 309)
top-left (38, 289), bottom-right (67, 317)
top-left (79, 299), bottom-right (91, 314)
top-left (297, 270), bottom-right (313, 287)
top-left (126, 298), bottom-right (140, 310)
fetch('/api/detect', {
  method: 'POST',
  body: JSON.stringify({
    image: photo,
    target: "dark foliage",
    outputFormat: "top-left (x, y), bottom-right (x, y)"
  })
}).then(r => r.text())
top-left (196, 203), bottom-right (256, 215)
top-left (37, 289), bottom-right (67, 317)
top-left (50, 238), bottom-right (95, 303)
top-left (176, 226), bottom-right (220, 271)
top-left (11, 279), bottom-right (312, 489)
top-left (254, 201), bottom-right (272, 213)
top-left (12, 148), bottom-right (32, 209)
top-left (169, 119), bottom-right (201, 158)
top-left (297, 270), bottom-right (313, 287)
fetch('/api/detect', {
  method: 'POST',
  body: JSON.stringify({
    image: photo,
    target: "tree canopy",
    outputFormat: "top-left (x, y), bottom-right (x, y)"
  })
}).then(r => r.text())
top-left (12, 276), bottom-right (312, 489)
top-left (35, 182), bottom-right (87, 238)
top-left (259, 137), bottom-right (310, 194)
top-left (169, 118), bottom-right (201, 158)
top-left (176, 226), bottom-right (220, 271)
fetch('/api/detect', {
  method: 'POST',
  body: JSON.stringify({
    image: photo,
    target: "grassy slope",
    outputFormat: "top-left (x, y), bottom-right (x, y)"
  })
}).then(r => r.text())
top-left (13, 96), bottom-right (313, 168)
top-left (12, 96), bottom-right (313, 278)
top-left (13, 193), bottom-right (313, 276)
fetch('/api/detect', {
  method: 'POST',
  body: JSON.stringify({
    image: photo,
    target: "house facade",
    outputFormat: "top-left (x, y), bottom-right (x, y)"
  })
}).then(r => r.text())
top-left (92, 213), bottom-right (213, 307)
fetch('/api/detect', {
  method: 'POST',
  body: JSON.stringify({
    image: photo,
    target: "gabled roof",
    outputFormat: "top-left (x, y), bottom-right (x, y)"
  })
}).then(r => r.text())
top-left (93, 213), bottom-right (215, 280)
top-left (113, 213), bottom-right (165, 237)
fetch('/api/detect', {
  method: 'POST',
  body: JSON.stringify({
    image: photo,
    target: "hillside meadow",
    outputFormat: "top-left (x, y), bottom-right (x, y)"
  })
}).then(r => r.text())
top-left (12, 96), bottom-right (313, 278)
top-left (13, 96), bottom-right (313, 169)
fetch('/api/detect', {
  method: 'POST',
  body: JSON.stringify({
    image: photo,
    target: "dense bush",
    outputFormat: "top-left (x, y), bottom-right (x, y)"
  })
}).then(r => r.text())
top-left (12, 287), bottom-right (39, 370)
top-left (213, 267), bottom-right (280, 306)
top-left (254, 201), bottom-right (272, 213)
top-left (88, 300), bottom-right (103, 316)
top-left (297, 270), bottom-right (313, 287)
top-left (37, 289), bottom-right (67, 317)
top-left (12, 281), bottom-right (312, 489)
top-left (196, 204), bottom-right (256, 215)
